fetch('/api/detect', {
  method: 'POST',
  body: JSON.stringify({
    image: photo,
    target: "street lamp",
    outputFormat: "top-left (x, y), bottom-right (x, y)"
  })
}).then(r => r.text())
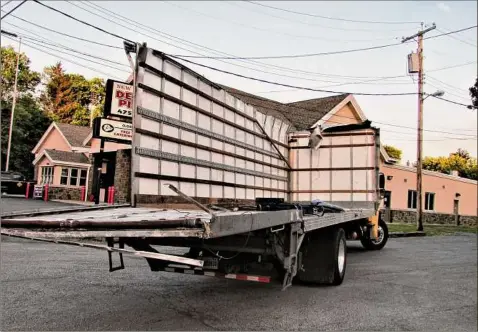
top-left (416, 89), bottom-right (445, 232)
top-left (423, 90), bottom-right (445, 100)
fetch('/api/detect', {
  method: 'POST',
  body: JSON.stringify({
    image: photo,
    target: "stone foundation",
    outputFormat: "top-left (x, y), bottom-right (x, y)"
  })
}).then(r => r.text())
top-left (388, 209), bottom-right (477, 226)
top-left (48, 186), bottom-right (83, 201)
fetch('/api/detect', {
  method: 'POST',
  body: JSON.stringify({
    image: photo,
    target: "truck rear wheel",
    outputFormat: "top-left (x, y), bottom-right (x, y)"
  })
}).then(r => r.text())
top-left (297, 227), bottom-right (346, 285)
top-left (360, 219), bottom-right (389, 250)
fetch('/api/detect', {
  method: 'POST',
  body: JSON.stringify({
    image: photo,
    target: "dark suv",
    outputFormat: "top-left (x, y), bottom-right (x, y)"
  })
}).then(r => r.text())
top-left (1, 171), bottom-right (27, 195)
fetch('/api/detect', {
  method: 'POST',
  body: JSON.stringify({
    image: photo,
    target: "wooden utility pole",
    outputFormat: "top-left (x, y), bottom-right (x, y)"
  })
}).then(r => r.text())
top-left (402, 23), bottom-right (436, 232)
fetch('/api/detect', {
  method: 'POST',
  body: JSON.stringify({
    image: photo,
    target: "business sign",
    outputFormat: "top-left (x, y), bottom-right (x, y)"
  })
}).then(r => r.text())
top-left (104, 79), bottom-right (133, 119)
top-left (33, 185), bottom-right (43, 199)
top-left (93, 118), bottom-right (132, 144)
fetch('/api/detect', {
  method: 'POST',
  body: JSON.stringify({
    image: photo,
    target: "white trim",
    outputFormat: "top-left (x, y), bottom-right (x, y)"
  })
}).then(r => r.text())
top-left (31, 123), bottom-right (73, 154)
top-left (32, 150), bottom-right (50, 165)
top-left (382, 163), bottom-right (478, 185)
top-left (82, 133), bottom-right (93, 146)
top-left (313, 95), bottom-right (366, 129)
top-left (50, 160), bottom-right (91, 167)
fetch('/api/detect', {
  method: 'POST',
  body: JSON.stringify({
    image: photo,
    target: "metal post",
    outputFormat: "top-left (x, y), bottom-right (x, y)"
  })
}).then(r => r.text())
top-left (5, 37), bottom-right (21, 172)
top-left (94, 139), bottom-right (105, 205)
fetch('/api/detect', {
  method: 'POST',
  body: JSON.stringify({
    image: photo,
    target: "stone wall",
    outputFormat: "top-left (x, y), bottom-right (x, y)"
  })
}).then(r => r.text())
top-left (48, 186), bottom-right (83, 201)
top-left (114, 149), bottom-right (131, 204)
top-left (386, 209), bottom-right (477, 226)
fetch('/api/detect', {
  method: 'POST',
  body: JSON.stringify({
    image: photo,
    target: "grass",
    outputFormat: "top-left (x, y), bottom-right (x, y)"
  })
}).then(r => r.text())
top-left (388, 223), bottom-right (477, 236)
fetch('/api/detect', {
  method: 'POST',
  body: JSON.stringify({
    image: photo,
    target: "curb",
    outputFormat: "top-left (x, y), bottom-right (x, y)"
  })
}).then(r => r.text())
top-left (390, 231), bottom-right (426, 238)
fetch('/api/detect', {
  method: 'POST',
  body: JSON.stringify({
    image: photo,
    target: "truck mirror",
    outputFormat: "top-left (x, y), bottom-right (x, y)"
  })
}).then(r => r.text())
top-left (378, 172), bottom-right (385, 198)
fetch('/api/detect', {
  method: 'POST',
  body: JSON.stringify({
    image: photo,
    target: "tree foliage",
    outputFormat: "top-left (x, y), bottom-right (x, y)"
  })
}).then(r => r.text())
top-left (384, 145), bottom-right (402, 160)
top-left (40, 62), bottom-right (105, 125)
top-left (469, 78), bottom-right (478, 110)
top-left (1, 96), bottom-right (50, 178)
top-left (423, 149), bottom-right (477, 180)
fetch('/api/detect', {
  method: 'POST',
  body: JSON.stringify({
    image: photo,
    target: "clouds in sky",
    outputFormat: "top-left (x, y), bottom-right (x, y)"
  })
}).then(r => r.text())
top-left (437, 2), bottom-right (451, 13)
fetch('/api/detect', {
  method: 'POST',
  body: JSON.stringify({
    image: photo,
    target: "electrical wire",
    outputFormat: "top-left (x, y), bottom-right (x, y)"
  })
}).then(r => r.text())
top-left (227, 1), bottom-right (417, 33)
top-left (5, 13), bottom-right (123, 49)
top-left (1, 34), bottom-right (125, 80)
top-left (2, 23), bottom-right (130, 68)
top-left (1, 0), bottom-right (26, 19)
top-left (32, 0), bottom-right (134, 43)
top-left (171, 25), bottom-right (477, 60)
top-left (1, 0), bottom-right (13, 9)
top-left (169, 54), bottom-right (419, 96)
top-left (431, 95), bottom-right (476, 109)
top-left (161, 0), bottom-right (398, 43)
top-left (434, 27), bottom-right (477, 47)
top-left (245, 1), bottom-right (422, 25)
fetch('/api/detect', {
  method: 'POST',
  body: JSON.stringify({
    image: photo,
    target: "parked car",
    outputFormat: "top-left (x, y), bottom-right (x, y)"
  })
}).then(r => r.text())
top-left (1, 171), bottom-right (27, 195)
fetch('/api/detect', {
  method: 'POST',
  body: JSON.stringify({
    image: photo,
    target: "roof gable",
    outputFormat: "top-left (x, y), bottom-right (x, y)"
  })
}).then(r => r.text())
top-left (55, 123), bottom-right (92, 147)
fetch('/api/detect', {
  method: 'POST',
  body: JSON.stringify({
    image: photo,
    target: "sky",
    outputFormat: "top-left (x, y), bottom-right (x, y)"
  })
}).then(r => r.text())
top-left (1, 1), bottom-right (477, 163)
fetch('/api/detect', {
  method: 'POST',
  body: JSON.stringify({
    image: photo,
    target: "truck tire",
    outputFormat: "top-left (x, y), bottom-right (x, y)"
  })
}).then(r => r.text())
top-left (297, 227), bottom-right (346, 285)
top-left (360, 219), bottom-right (389, 250)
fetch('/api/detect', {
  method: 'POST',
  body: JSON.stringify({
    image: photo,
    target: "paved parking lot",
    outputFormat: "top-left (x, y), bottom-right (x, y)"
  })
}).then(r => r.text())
top-left (0, 197), bottom-right (76, 216)
top-left (1, 234), bottom-right (476, 331)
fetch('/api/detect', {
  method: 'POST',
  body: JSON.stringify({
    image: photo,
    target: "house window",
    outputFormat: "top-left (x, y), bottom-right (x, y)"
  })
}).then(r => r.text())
top-left (41, 166), bottom-right (54, 185)
top-left (407, 190), bottom-right (417, 209)
top-left (60, 168), bottom-right (69, 185)
top-left (60, 168), bottom-right (87, 186)
top-left (425, 192), bottom-right (435, 211)
top-left (79, 169), bottom-right (87, 186)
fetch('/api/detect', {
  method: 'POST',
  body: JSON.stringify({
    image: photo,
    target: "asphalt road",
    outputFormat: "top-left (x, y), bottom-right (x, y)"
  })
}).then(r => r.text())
top-left (1, 235), bottom-right (476, 331)
top-left (0, 197), bottom-right (76, 216)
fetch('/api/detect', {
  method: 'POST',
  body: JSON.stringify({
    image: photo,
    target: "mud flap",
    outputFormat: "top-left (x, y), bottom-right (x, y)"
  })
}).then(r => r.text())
top-left (368, 212), bottom-right (379, 240)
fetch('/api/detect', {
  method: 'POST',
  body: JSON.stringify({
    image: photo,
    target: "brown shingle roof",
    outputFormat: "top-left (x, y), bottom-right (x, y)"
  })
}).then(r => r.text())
top-left (45, 149), bottom-right (90, 164)
top-left (220, 85), bottom-right (349, 131)
top-left (55, 123), bottom-right (92, 147)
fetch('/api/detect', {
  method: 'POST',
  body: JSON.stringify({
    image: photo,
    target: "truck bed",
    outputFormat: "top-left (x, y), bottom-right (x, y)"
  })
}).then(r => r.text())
top-left (1, 205), bottom-right (375, 240)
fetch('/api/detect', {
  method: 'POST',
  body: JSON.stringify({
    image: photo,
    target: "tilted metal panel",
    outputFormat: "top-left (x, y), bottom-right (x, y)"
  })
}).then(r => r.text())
top-left (289, 129), bottom-right (377, 205)
top-left (132, 48), bottom-right (290, 201)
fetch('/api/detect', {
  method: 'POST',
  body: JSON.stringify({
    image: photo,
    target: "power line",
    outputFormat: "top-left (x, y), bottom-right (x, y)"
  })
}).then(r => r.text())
top-left (426, 75), bottom-right (472, 96)
top-left (1, 1), bottom-right (13, 9)
top-left (1, 34), bottom-right (125, 80)
top-left (228, 1), bottom-right (416, 33)
top-left (162, 0), bottom-right (398, 43)
top-left (218, 88), bottom-right (477, 137)
top-left (1, 0), bottom-right (26, 19)
top-left (172, 25), bottom-right (477, 60)
top-left (32, 0), bottom-right (134, 43)
top-left (2, 22), bottom-right (130, 68)
top-left (169, 54), bottom-right (421, 96)
top-left (431, 95), bottom-right (476, 109)
top-left (5, 13), bottom-right (123, 49)
top-left (434, 27), bottom-right (477, 47)
top-left (72, 1), bottom-right (408, 86)
top-left (245, 1), bottom-right (422, 25)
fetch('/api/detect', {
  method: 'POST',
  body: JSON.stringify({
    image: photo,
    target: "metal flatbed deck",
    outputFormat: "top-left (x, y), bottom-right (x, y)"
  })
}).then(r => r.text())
top-left (1, 205), bottom-right (375, 239)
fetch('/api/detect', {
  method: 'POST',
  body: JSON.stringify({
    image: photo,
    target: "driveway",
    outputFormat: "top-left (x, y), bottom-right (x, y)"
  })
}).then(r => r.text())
top-left (1, 235), bottom-right (476, 331)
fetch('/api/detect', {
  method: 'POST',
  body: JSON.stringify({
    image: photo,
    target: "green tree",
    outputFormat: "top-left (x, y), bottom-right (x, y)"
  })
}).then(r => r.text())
top-left (469, 78), bottom-right (478, 110)
top-left (40, 62), bottom-right (105, 125)
top-left (1, 46), bottom-right (41, 101)
top-left (384, 145), bottom-right (402, 161)
top-left (422, 149), bottom-right (477, 180)
top-left (1, 96), bottom-right (50, 178)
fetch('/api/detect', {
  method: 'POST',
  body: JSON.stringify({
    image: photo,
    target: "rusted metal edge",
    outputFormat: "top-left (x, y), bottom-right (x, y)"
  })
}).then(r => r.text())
top-left (1, 203), bottom-right (131, 219)
top-left (1, 228), bottom-right (207, 239)
top-left (1, 232), bottom-right (204, 267)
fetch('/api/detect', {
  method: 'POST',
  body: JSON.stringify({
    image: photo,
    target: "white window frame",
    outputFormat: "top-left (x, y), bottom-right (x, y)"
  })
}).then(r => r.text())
top-left (41, 166), bottom-right (54, 185)
top-left (60, 167), bottom-right (87, 187)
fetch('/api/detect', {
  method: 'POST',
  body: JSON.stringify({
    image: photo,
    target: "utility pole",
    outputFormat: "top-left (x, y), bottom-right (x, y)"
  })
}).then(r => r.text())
top-left (402, 23), bottom-right (436, 232)
top-left (4, 33), bottom-right (21, 173)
